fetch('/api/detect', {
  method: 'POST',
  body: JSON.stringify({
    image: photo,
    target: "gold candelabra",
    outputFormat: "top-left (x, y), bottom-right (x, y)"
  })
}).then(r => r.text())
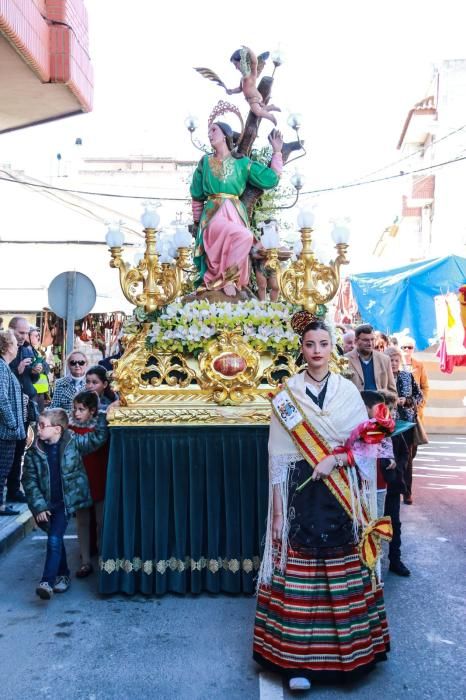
top-left (265, 219), bottom-right (350, 314)
top-left (105, 212), bottom-right (193, 313)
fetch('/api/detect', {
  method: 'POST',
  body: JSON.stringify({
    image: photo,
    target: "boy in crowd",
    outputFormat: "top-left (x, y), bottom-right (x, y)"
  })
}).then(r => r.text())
top-left (22, 406), bottom-right (109, 600)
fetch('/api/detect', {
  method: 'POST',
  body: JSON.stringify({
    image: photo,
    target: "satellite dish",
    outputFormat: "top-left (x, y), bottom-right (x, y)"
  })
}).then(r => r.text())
top-left (48, 271), bottom-right (96, 320)
top-left (48, 271), bottom-right (97, 356)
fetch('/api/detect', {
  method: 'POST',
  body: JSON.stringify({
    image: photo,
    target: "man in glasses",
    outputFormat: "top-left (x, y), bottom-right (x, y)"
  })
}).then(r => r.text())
top-left (346, 323), bottom-right (397, 403)
top-left (50, 352), bottom-right (88, 412)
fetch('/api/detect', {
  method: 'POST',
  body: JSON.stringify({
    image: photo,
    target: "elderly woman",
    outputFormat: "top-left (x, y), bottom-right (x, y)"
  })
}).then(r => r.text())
top-left (385, 346), bottom-right (423, 504)
top-left (399, 336), bottom-right (429, 423)
top-left (190, 122), bottom-right (283, 297)
top-left (0, 331), bottom-right (26, 516)
top-left (253, 316), bottom-right (390, 691)
top-left (50, 351), bottom-right (88, 413)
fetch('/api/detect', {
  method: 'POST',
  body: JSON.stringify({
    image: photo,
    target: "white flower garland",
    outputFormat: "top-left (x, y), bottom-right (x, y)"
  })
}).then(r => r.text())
top-left (144, 300), bottom-right (301, 354)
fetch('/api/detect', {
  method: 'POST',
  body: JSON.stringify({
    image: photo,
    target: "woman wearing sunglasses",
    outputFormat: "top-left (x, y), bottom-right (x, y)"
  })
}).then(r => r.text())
top-left (50, 352), bottom-right (88, 412)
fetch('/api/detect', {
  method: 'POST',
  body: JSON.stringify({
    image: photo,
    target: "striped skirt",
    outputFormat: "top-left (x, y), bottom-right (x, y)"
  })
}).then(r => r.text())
top-left (253, 546), bottom-right (390, 683)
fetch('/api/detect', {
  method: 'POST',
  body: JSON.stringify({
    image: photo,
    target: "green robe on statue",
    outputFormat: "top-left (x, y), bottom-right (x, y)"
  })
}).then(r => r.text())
top-left (190, 154), bottom-right (280, 291)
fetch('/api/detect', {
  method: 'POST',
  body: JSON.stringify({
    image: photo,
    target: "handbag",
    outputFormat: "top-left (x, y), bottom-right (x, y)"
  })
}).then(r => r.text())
top-left (412, 419), bottom-right (428, 446)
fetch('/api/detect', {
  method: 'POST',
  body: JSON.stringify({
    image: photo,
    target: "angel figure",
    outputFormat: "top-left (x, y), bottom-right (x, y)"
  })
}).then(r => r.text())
top-left (194, 47), bottom-right (281, 126)
top-left (228, 47), bottom-right (281, 125)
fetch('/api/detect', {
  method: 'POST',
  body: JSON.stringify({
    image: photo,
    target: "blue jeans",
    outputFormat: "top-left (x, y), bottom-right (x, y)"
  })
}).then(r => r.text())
top-left (41, 503), bottom-right (70, 586)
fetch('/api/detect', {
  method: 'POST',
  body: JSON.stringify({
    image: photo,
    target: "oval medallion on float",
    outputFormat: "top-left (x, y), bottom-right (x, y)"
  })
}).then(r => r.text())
top-left (213, 353), bottom-right (247, 377)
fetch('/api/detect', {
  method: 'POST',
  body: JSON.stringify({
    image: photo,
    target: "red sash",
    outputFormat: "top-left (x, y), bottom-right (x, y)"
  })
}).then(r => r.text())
top-left (271, 383), bottom-right (392, 571)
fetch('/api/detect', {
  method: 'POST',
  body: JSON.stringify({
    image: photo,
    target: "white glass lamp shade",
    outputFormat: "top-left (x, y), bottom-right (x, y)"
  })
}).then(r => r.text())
top-left (271, 50), bottom-right (284, 67)
top-left (331, 225), bottom-right (351, 244)
top-left (174, 226), bottom-right (192, 248)
top-left (141, 206), bottom-right (160, 229)
top-left (261, 222), bottom-right (280, 249)
top-left (133, 251), bottom-right (144, 265)
top-left (297, 208), bottom-right (315, 229)
top-left (287, 113), bottom-right (303, 130)
top-left (184, 115), bottom-right (199, 132)
top-left (290, 172), bottom-right (304, 190)
top-left (105, 223), bottom-right (125, 248)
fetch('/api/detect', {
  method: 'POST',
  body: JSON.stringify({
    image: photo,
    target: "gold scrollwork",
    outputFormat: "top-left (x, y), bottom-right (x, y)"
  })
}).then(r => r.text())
top-left (142, 353), bottom-right (196, 388)
top-left (198, 330), bottom-right (261, 404)
top-left (262, 353), bottom-right (299, 387)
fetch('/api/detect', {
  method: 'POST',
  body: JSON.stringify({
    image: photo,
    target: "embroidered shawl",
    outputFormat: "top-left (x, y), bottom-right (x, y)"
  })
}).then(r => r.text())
top-left (259, 371), bottom-right (369, 586)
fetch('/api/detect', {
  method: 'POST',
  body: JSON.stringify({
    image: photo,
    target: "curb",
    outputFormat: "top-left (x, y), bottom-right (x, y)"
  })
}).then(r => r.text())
top-left (0, 508), bottom-right (35, 557)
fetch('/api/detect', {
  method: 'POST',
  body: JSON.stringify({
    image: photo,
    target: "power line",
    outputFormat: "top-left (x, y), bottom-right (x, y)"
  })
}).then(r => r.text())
top-left (298, 154), bottom-right (466, 197)
top-left (347, 123), bottom-right (466, 184)
top-left (1, 153), bottom-right (466, 202)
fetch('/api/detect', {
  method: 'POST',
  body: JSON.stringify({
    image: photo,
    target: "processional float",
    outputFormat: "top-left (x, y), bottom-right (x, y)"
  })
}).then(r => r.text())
top-left (105, 48), bottom-right (351, 427)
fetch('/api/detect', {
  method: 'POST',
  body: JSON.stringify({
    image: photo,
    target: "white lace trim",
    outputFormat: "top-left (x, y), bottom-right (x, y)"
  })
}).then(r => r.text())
top-left (269, 452), bottom-right (301, 485)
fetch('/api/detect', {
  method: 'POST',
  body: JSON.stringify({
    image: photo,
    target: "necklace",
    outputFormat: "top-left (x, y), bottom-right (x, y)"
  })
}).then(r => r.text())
top-left (306, 369), bottom-right (330, 385)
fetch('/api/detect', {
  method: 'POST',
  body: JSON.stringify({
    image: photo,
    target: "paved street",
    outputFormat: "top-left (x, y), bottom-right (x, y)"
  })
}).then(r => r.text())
top-left (0, 436), bottom-right (465, 700)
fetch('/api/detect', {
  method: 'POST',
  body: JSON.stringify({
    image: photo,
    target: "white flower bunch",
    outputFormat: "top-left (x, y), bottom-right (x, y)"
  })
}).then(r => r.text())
top-left (145, 300), bottom-right (301, 354)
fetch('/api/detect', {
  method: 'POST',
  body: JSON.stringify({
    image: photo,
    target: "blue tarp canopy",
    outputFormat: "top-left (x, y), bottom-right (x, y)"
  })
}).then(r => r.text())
top-left (349, 255), bottom-right (466, 350)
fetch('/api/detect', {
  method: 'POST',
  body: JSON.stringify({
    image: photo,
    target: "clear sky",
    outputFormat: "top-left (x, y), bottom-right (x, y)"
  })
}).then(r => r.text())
top-left (1, 0), bottom-right (465, 270)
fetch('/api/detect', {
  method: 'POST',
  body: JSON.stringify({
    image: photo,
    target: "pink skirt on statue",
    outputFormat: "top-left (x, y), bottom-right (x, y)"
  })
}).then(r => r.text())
top-left (202, 200), bottom-right (253, 290)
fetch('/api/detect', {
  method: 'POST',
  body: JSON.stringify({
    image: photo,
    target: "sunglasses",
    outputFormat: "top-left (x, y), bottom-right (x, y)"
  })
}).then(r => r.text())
top-left (69, 360), bottom-right (86, 367)
top-left (401, 346), bottom-right (414, 350)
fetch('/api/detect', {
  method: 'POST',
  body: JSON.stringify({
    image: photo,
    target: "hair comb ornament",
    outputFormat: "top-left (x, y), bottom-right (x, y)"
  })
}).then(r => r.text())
top-left (290, 310), bottom-right (319, 336)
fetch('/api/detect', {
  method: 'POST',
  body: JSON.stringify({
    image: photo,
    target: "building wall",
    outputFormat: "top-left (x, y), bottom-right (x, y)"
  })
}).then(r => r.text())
top-left (0, 0), bottom-right (93, 111)
top-left (418, 348), bottom-right (466, 434)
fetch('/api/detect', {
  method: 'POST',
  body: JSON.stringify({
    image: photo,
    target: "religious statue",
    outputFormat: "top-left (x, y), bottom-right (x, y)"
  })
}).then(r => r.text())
top-left (190, 120), bottom-right (283, 299)
top-left (190, 46), bottom-right (303, 301)
top-left (195, 47), bottom-right (280, 126)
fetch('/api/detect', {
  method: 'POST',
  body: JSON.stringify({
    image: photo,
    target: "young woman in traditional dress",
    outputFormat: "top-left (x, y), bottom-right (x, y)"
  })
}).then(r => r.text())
top-left (190, 122), bottom-right (283, 297)
top-left (253, 315), bottom-right (391, 691)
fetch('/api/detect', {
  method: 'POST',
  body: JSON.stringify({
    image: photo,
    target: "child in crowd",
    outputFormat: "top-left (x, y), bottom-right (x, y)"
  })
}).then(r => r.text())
top-left (69, 391), bottom-right (109, 578)
top-left (85, 365), bottom-right (118, 409)
top-left (353, 390), bottom-right (395, 520)
top-left (359, 391), bottom-right (411, 577)
top-left (22, 407), bottom-right (109, 600)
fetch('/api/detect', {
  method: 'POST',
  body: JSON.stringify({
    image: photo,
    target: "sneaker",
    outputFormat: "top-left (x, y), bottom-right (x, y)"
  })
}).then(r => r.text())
top-left (36, 582), bottom-right (54, 600)
top-left (53, 576), bottom-right (71, 593)
top-left (289, 677), bottom-right (311, 691)
top-left (389, 560), bottom-right (411, 577)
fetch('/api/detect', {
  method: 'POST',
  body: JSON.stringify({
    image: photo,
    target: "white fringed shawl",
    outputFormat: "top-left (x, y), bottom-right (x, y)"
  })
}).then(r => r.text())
top-left (258, 371), bottom-right (371, 587)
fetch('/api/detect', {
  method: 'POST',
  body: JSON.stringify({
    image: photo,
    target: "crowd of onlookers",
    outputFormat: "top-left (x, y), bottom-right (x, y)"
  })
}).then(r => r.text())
top-left (0, 316), bottom-right (119, 600)
top-left (336, 322), bottom-right (429, 577)
top-left (0, 314), bottom-right (430, 596)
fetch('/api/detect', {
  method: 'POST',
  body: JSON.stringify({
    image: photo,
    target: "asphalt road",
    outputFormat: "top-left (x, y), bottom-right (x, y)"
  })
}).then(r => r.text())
top-left (0, 435), bottom-right (465, 700)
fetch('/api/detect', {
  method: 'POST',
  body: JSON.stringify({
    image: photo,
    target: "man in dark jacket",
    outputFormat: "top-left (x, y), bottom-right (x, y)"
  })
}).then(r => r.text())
top-left (7, 316), bottom-right (41, 502)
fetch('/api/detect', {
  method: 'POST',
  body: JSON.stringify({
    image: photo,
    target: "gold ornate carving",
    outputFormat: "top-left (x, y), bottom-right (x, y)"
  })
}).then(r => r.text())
top-left (265, 227), bottom-right (349, 315)
top-left (142, 353), bottom-right (196, 388)
top-left (198, 330), bottom-right (261, 404)
top-left (108, 403), bottom-right (271, 427)
top-left (108, 229), bottom-right (193, 313)
top-left (262, 353), bottom-right (299, 387)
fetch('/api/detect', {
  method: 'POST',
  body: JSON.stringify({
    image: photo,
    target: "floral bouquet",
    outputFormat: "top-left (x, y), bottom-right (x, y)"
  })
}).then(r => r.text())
top-left (347, 403), bottom-right (395, 459)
